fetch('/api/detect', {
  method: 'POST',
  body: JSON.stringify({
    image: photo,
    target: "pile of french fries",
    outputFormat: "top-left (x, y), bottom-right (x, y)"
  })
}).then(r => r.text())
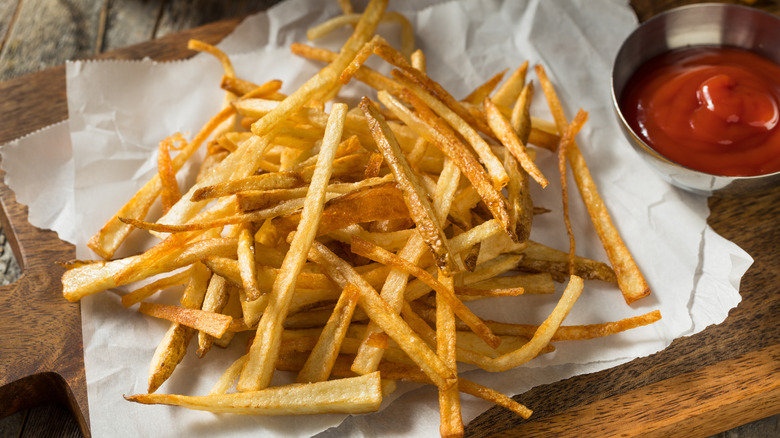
top-left (61, 0), bottom-right (660, 436)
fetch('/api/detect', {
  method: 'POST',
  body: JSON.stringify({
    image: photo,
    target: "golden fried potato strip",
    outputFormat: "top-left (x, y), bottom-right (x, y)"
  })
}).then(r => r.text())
top-left (536, 65), bottom-right (650, 305)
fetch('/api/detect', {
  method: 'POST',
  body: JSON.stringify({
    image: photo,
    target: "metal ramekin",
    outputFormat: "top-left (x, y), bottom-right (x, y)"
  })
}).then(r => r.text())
top-left (611, 3), bottom-right (780, 195)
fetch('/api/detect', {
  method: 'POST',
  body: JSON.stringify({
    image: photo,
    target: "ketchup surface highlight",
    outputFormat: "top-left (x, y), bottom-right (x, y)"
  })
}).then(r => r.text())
top-left (621, 46), bottom-right (780, 177)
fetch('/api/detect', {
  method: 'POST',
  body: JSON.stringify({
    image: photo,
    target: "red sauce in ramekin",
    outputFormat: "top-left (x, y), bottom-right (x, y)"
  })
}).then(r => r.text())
top-left (621, 46), bottom-right (780, 177)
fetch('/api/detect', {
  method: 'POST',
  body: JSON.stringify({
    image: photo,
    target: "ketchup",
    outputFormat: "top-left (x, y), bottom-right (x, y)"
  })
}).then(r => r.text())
top-left (621, 46), bottom-right (780, 176)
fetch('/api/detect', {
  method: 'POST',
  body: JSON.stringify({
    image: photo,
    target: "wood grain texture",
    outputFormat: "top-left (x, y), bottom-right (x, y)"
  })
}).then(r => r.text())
top-left (155, 0), bottom-right (278, 38)
top-left (101, 0), bottom-right (161, 53)
top-left (0, 18), bottom-right (243, 146)
top-left (718, 415), bottom-right (780, 438)
top-left (0, 1), bottom-right (778, 437)
top-left (0, 0), bottom-right (104, 80)
top-left (0, 1), bottom-right (16, 47)
top-left (0, 157), bottom-right (84, 426)
top-left (0, 0), bottom-right (284, 81)
top-left (16, 402), bottom-right (82, 438)
top-left (483, 345), bottom-right (780, 437)
top-left (0, 411), bottom-right (23, 437)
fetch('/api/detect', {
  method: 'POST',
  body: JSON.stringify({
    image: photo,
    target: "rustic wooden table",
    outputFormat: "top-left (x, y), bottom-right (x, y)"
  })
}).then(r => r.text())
top-left (0, 0), bottom-right (777, 437)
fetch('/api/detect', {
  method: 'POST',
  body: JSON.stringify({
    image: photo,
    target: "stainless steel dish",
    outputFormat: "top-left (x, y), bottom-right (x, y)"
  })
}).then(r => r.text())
top-left (611, 3), bottom-right (780, 195)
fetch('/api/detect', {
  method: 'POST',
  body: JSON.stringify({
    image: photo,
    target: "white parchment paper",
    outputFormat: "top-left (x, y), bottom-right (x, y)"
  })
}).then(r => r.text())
top-left (0, 0), bottom-right (752, 436)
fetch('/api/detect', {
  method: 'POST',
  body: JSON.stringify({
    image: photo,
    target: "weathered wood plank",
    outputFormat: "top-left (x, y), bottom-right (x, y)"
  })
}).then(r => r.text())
top-left (712, 414), bottom-right (780, 438)
top-left (18, 404), bottom-right (81, 438)
top-left (0, 410), bottom-right (24, 438)
top-left (0, 0), bottom-right (282, 82)
top-left (154, 0), bottom-right (280, 38)
top-left (101, 0), bottom-right (162, 52)
top-left (0, 0), bottom-right (105, 81)
top-left (0, 1), bottom-right (18, 49)
top-left (473, 345), bottom-right (780, 437)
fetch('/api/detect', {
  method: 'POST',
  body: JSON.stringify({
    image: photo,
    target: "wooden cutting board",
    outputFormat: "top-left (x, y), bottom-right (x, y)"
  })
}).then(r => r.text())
top-left (0, 4), bottom-right (778, 438)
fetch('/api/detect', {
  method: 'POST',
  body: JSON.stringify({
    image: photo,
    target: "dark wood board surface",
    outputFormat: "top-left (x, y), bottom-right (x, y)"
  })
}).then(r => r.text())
top-left (0, 1), bottom-right (778, 437)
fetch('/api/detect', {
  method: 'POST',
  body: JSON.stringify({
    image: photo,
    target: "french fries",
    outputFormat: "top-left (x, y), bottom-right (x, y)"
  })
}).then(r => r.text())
top-left (127, 372), bottom-right (384, 415)
top-left (359, 97), bottom-right (458, 275)
top-left (535, 64), bottom-right (650, 304)
top-left (239, 102), bottom-right (348, 392)
top-left (63, 1), bottom-right (658, 436)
